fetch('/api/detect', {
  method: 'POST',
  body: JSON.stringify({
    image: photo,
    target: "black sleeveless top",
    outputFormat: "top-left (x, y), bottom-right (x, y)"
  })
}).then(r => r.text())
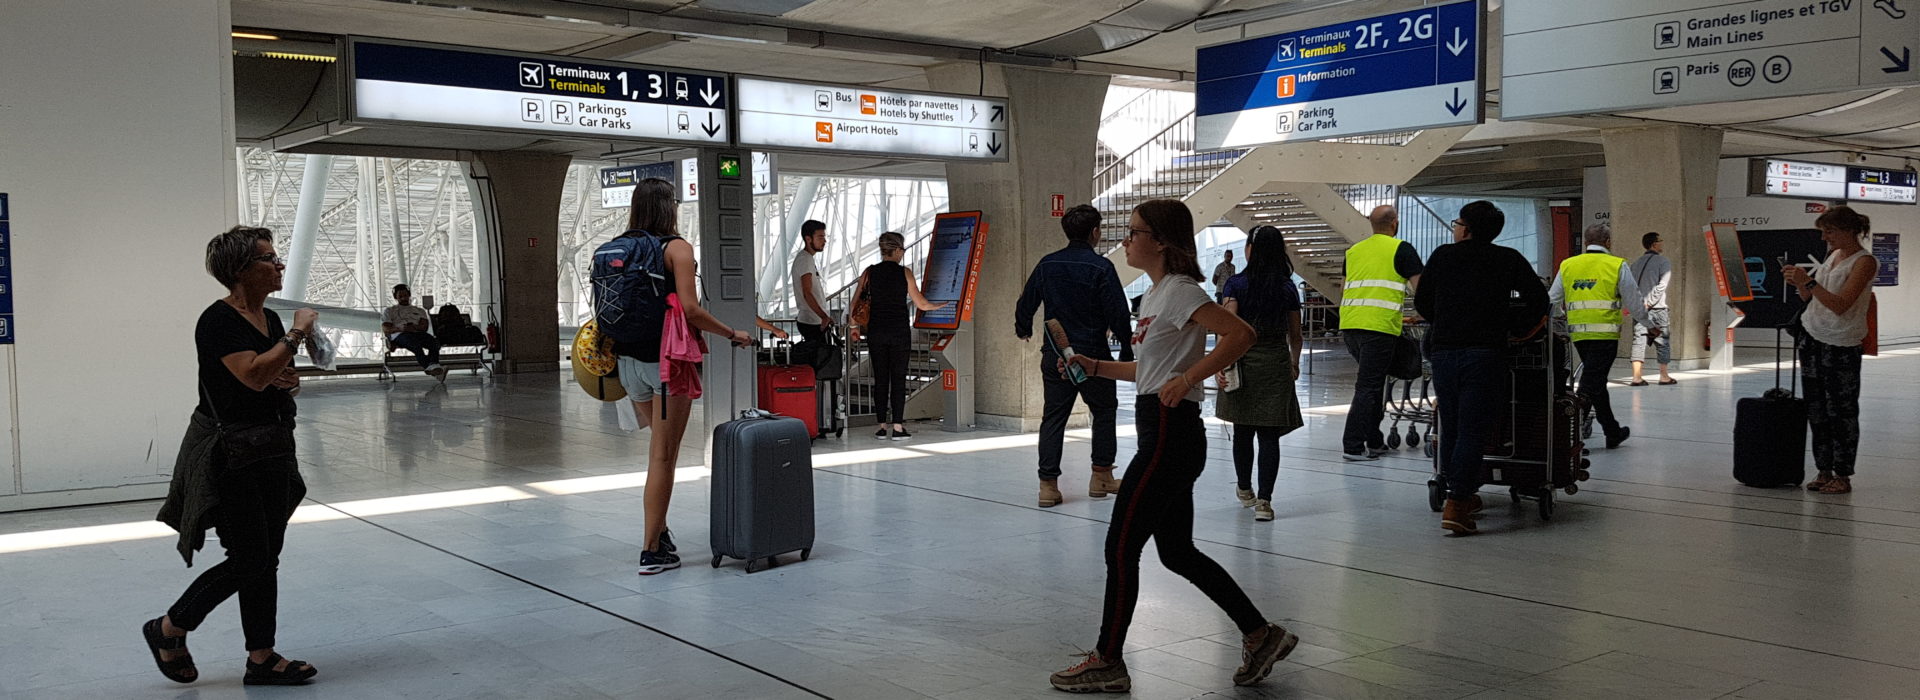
top-left (864, 261), bottom-right (911, 340)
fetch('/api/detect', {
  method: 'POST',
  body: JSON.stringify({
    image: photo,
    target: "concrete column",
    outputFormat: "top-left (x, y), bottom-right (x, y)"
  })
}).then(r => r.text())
top-left (468, 151), bottom-right (571, 374)
top-left (930, 65), bottom-right (1109, 430)
top-left (0, 0), bottom-right (236, 510)
top-left (1601, 126), bottom-right (1723, 365)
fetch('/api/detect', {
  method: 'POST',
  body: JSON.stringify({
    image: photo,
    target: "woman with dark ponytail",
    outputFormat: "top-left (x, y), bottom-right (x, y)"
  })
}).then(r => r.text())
top-left (1216, 225), bottom-right (1305, 522)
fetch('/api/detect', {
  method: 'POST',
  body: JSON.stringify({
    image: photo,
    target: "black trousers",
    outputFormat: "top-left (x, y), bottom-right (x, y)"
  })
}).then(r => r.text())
top-left (1038, 353), bottom-right (1118, 480)
top-left (1430, 346), bottom-right (1505, 500)
top-left (168, 457), bottom-right (306, 651)
top-left (1575, 339), bottom-right (1624, 438)
top-left (797, 322), bottom-right (828, 346)
top-left (1232, 425), bottom-right (1283, 500)
top-left (868, 335), bottom-right (911, 424)
top-left (1097, 398), bottom-right (1266, 659)
top-left (391, 331), bottom-right (441, 369)
top-left (1342, 329), bottom-right (1398, 453)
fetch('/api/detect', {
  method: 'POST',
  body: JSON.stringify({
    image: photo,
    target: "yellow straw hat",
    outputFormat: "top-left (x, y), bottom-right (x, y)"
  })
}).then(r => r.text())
top-left (573, 320), bottom-right (618, 377)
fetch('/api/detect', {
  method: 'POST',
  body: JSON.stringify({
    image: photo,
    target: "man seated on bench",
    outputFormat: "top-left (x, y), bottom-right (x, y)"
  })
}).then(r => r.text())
top-left (382, 283), bottom-right (445, 380)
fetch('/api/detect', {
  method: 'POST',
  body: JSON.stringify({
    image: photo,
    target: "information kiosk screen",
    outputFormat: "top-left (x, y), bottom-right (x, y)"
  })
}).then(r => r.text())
top-left (914, 212), bottom-right (988, 330)
top-left (1703, 223), bottom-right (1754, 302)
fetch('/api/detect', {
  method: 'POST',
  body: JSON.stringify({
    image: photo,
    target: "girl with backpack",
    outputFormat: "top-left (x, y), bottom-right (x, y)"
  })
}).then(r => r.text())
top-left (611, 177), bottom-right (753, 575)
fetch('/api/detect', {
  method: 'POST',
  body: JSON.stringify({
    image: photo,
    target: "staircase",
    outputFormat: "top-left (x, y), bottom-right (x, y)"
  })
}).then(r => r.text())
top-left (1091, 107), bottom-right (1471, 302)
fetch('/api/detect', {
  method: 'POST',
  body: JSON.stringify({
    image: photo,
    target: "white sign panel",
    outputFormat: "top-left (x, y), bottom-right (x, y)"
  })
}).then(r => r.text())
top-left (1750, 159), bottom-right (1847, 199)
top-left (735, 77), bottom-right (1009, 161)
top-left (348, 39), bottom-right (729, 145)
top-left (1502, 0), bottom-right (1919, 119)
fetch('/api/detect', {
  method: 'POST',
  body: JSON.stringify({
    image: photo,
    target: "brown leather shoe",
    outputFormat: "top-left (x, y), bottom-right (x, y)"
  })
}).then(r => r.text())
top-left (1441, 498), bottom-right (1479, 535)
top-left (1039, 480), bottom-right (1063, 508)
top-left (1089, 467), bottom-right (1119, 498)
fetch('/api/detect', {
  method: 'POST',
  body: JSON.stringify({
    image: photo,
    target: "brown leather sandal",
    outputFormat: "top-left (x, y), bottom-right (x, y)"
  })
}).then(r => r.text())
top-left (1818, 477), bottom-right (1852, 495)
top-left (1807, 472), bottom-right (1834, 491)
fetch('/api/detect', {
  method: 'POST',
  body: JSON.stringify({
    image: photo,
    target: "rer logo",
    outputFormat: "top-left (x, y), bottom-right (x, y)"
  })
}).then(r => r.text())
top-left (860, 94), bottom-right (877, 115)
top-left (1275, 74), bottom-right (1297, 99)
top-left (1571, 279), bottom-right (1599, 291)
top-left (815, 121), bottom-right (835, 143)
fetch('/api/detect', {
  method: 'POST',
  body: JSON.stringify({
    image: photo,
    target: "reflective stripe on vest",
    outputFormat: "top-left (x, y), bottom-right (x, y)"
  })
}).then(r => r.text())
top-left (1339, 234), bottom-right (1409, 336)
top-left (1560, 252), bottom-right (1625, 341)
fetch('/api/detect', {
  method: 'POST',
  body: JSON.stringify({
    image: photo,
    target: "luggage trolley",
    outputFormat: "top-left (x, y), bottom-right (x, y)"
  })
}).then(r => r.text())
top-left (1384, 322), bottom-right (1435, 453)
top-left (1425, 328), bottom-right (1591, 521)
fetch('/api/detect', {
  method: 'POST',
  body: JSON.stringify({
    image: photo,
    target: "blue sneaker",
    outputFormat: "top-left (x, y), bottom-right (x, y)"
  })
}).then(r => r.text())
top-left (637, 548), bottom-right (681, 576)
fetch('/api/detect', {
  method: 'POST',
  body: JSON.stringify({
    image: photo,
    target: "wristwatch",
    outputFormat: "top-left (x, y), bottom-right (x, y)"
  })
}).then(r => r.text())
top-left (1806, 278), bottom-right (1820, 290)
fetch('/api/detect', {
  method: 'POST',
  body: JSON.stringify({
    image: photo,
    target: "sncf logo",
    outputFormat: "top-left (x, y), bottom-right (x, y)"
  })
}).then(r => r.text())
top-left (1571, 279), bottom-right (1599, 291)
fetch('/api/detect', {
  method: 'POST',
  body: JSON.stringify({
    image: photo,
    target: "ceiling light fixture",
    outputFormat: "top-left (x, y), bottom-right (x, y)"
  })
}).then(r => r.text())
top-left (1444, 145), bottom-right (1507, 156)
top-left (231, 31), bottom-right (280, 40)
top-left (1193, 0), bottom-right (1370, 33)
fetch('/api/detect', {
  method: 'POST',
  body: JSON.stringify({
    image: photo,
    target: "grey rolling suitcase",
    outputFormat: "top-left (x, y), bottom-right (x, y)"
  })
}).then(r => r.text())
top-left (710, 409), bottom-right (815, 573)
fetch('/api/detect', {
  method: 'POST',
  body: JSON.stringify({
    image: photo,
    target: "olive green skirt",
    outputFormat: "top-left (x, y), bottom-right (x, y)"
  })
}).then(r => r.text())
top-left (1216, 340), bottom-right (1304, 431)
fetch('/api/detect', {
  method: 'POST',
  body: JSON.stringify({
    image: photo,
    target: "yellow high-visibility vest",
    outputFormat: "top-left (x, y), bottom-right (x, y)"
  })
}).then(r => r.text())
top-left (1339, 234), bottom-right (1410, 336)
top-left (1560, 252), bottom-right (1626, 341)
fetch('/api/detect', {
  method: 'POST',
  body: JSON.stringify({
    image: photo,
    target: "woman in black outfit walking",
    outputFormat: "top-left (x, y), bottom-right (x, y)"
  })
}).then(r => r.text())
top-left (849, 231), bottom-right (947, 440)
top-left (145, 226), bottom-right (319, 686)
top-left (1216, 225), bottom-right (1305, 523)
top-left (1050, 200), bottom-right (1298, 693)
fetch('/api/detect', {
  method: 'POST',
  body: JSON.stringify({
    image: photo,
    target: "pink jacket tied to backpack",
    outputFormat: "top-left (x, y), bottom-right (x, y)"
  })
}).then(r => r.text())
top-left (659, 292), bottom-right (708, 399)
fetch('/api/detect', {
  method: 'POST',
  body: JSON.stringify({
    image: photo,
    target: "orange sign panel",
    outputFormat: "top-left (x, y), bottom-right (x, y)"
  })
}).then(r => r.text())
top-left (815, 122), bottom-right (834, 143)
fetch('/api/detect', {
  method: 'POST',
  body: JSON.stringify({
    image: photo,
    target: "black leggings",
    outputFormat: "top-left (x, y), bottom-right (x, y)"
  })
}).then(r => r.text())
top-left (168, 458), bottom-right (306, 651)
top-left (1232, 425), bottom-right (1283, 500)
top-left (1097, 398), bottom-right (1266, 659)
top-left (868, 336), bottom-right (910, 424)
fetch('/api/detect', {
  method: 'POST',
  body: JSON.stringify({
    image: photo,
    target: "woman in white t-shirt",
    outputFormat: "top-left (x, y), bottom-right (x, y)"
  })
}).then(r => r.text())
top-left (1047, 199), bottom-right (1296, 693)
top-left (1781, 205), bottom-right (1877, 495)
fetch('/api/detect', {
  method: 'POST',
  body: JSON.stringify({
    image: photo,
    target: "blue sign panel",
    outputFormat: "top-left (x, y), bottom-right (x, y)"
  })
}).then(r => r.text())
top-left (1196, 0), bottom-right (1482, 150)
top-left (1874, 233), bottom-right (1899, 287)
top-left (0, 195), bottom-right (11, 344)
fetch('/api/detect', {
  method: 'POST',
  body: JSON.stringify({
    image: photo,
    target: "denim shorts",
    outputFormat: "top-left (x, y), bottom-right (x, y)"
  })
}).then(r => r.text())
top-left (616, 356), bottom-right (662, 402)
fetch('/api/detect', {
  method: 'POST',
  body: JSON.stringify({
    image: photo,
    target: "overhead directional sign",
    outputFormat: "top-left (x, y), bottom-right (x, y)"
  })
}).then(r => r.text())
top-left (1502, 0), bottom-right (1920, 119)
top-left (1195, 0), bottom-right (1482, 150)
top-left (1746, 158), bottom-right (1918, 204)
top-left (346, 38), bottom-right (729, 145)
top-left (734, 77), bottom-right (1009, 161)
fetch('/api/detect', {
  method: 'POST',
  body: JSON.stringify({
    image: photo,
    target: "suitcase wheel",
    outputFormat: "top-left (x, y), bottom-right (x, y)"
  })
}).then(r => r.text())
top-left (1564, 483), bottom-right (1579, 496)
top-left (1426, 481), bottom-right (1444, 513)
top-left (800, 548), bottom-right (812, 561)
top-left (746, 558), bottom-right (762, 574)
top-left (1407, 427), bottom-right (1421, 447)
top-left (711, 555), bottom-right (724, 569)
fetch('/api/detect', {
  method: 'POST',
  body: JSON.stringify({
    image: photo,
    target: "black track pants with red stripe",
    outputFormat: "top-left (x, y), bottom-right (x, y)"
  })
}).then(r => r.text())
top-left (1096, 397), bottom-right (1267, 659)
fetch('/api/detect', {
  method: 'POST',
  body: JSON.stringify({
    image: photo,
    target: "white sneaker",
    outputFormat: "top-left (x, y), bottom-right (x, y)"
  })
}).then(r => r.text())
top-left (1236, 488), bottom-right (1257, 507)
top-left (1253, 499), bottom-right (1275, 522)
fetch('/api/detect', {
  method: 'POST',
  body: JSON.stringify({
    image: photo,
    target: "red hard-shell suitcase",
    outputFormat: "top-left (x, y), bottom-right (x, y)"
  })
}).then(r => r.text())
top-left (758, 364), bottom-right (818, 438)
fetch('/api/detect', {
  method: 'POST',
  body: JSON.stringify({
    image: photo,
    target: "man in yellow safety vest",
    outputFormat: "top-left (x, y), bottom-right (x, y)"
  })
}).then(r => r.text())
top-left (1338, 205), bottom-right (1423, 461)
top-left (1551, 224), bottom-right (1658, 450)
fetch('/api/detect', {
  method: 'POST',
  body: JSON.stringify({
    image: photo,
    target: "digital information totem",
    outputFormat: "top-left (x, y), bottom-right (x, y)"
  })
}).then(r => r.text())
top-left (913, 212), bottom-right (989, 432)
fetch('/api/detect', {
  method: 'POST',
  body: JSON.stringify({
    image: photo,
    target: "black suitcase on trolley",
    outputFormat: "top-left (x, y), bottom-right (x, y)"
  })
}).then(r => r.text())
top-left (1734, 329), bottom-right (1806, 487)
top-left (710, 409), bottom-right (815, 573)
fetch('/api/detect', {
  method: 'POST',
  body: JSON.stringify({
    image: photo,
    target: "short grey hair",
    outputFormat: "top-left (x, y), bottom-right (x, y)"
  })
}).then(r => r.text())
top-left (1583, 223), bottom-right (1612, 247)
top-left (206, 226), bottom-right (274, 289)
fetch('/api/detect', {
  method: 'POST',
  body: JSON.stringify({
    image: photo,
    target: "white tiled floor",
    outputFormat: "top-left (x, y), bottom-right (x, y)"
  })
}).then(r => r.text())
top-left (6, 345), bottom-right (1920, 699)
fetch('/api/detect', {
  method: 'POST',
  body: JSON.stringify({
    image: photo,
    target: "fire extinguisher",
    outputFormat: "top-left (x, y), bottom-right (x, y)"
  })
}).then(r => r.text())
top-left (486, 322), bottom-right (501, 353)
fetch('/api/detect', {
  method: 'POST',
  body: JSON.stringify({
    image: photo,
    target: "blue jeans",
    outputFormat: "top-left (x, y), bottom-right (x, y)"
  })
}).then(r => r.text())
top-left (1430, 346), bottom-right (1506, 500)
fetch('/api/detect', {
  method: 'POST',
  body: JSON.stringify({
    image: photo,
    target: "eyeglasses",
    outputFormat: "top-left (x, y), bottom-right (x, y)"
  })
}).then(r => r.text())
top-left (1450, 219), bottom-right (1465, 228)
top-left (1126, 227), bottom-right (1153, 240)
top-left (250, 254), bottom-right (285, 266)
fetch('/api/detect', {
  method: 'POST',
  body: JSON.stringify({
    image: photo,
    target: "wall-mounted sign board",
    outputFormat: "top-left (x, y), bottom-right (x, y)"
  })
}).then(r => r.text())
top-left (1747, 158), bottom-right (1917, 204)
